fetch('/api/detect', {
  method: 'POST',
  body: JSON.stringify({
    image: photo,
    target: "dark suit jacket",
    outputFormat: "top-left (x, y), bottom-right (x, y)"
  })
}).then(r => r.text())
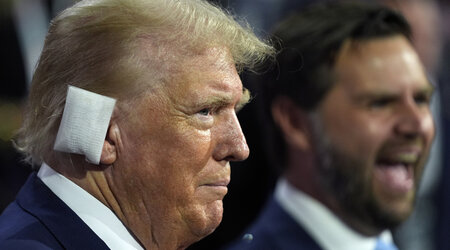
top-left (0, 173), bottom-right (109, 249)
top-left (225, 196), bottom-right (322, 250)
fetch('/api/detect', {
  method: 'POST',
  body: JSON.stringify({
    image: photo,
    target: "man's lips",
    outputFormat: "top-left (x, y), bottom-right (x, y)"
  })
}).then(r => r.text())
top-left (376, 153), bottom-right (419, 166)
top-left (198, 178), bottom-right (230, 200)
top-left (377, 145), bottom-right (422, 162)
top-left (203, 179), bottom-right (230, 187)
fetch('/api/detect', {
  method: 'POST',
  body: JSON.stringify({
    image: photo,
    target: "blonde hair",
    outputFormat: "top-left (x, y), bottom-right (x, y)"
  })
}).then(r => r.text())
top-left (15, 0), bottom-right (274, 167)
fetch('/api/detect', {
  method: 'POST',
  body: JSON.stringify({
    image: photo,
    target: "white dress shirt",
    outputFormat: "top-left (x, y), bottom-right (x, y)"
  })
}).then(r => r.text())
top-left (275, 178), bottom-right (395, 250)
top-left (38, 163), bottom-right (144, 250)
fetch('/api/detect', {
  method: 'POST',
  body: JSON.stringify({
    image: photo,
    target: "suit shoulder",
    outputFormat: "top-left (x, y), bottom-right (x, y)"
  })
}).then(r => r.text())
top-left (0, 239), bottom-right (54, 250)
top-left (0, 201), bottom-right (62, 249)
top-left (225, 197), bottom-right (323, 250)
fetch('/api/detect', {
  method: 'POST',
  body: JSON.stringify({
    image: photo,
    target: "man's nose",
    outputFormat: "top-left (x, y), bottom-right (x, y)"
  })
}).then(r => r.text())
top-left (213, 112), bottom-right (250, 162)
top-left (395, 100), bottom-right (434, 139)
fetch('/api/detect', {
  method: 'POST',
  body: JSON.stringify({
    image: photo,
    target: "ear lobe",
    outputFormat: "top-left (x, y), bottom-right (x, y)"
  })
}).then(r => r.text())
top-left (271, 97), bottom-right (312, 150)
top-left (100, 123), bottom-right (119, 165)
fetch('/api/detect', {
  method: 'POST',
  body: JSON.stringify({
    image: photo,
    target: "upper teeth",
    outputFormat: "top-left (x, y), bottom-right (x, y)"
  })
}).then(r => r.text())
top-left (383, 153), bottom-right (418, 165)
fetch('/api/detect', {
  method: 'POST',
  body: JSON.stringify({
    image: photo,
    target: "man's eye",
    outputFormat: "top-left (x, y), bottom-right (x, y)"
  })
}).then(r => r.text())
top-left (198, 108), bottom-right (211, 116)
top-left (414, 94), bottom-right (431, 106)
top-left (368, 97), bottom-right (394, 109)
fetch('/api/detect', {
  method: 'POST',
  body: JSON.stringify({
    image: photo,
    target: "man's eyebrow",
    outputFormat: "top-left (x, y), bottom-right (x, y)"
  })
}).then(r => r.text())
top-left (353, 84), bottom-right (435, 101)
top-left (419, 84), bottom-right (435, 96)
top-left (236, 88), bottom-right (251, 112)
top-left (195, 87), bottom-right (251, 112)
top-left (354, 91), bottom-right (399, 101)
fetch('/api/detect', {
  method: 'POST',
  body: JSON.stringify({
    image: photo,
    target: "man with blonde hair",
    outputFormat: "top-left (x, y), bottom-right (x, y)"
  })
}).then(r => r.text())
top-left (0, 0), bottom-right (274, 249)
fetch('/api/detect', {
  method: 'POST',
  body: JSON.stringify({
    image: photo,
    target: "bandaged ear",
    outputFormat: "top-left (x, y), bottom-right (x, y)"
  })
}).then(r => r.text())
top-left (54, 85), bottom-right (116, 165)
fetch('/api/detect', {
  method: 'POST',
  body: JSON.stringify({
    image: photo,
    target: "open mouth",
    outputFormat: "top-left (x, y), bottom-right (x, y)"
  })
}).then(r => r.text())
top-left (373, 153), bottom-right (418, 195)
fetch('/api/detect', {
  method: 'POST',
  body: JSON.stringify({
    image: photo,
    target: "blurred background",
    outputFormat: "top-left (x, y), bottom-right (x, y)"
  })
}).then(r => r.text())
top-left (1, 0), bottom-right (448, 249)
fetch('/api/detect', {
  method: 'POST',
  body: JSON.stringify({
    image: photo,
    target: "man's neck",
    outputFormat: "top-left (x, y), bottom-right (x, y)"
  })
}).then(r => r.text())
top-left (285, 171), bottom-right (383, 236)
top-left (275, 178), bottom-right (393, 250)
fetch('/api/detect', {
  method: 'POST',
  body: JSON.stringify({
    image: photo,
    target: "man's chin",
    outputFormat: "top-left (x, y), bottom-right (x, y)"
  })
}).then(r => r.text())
top-left (204, 200), bottom-right (224, 233)
top-left (187, 200), bottom-right (224, 239)
top-left (386, 201), bottom-right (415, 224)
top-left (368, 193), bottom-right (416, 230)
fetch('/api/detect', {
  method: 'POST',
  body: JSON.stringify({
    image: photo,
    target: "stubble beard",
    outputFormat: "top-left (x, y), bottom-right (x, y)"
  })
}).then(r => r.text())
top-left (308, 113), bottom-right (415, 234)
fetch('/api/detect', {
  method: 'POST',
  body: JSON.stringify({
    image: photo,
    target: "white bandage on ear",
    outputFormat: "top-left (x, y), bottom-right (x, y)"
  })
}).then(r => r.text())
top-left (54, 85), bottom-right (117, 165)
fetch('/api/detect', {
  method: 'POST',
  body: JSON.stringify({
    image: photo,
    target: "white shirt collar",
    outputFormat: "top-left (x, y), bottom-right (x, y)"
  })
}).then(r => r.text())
top-left (38, 163), bottom-right (144, 250)
top-left (275, 178), bottom-right (394, 250)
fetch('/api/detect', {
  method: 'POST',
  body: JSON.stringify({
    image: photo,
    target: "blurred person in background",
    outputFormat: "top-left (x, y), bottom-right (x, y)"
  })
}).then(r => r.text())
top-left (227, 2), bottom-right (435, 249)
top-left (189, 0), bottom-right (450, 249)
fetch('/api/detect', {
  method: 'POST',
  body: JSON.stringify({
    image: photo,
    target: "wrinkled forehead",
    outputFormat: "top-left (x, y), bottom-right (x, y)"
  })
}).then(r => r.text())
top-left (137, 36), bottom-right (235, 74)
top-left (168, 46), bottom-right (240, 89)
top-left (160, 46), bottom-right (237, 88)
top-left (124, 43), bottom-right (240, 102)
top-left (183, 46), bottom-right (235, 70)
